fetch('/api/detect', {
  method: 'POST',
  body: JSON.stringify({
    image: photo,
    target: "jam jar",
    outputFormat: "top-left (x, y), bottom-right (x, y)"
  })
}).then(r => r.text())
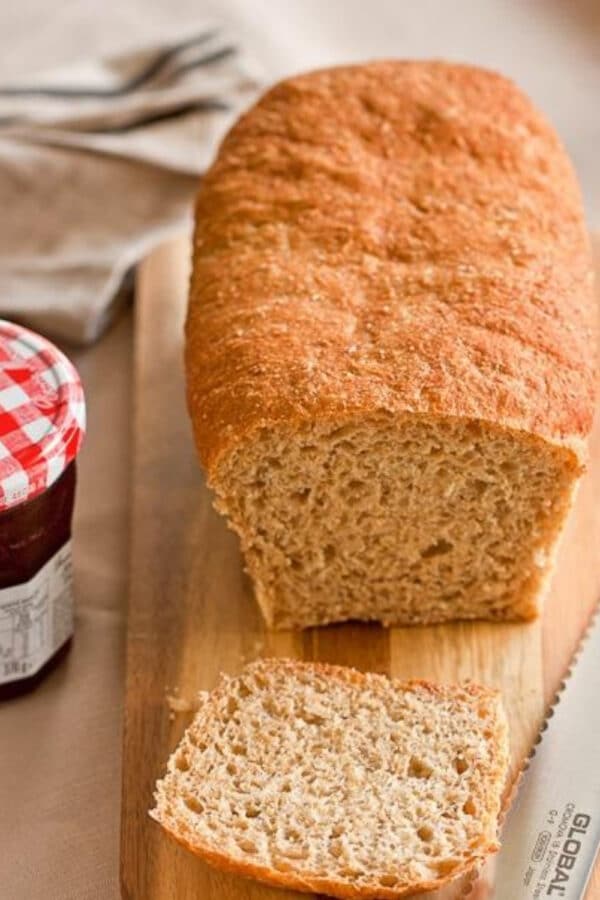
top-left (0, 320), bottom-right (85, 697)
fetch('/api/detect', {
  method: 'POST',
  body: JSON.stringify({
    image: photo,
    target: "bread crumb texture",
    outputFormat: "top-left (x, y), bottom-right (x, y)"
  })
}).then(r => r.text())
top-left (185, 61), bottom-right (596, 629)
top-left (216, 417), bottom-right (578, 628)
top-left (151, 659), bottom-right (509, 899)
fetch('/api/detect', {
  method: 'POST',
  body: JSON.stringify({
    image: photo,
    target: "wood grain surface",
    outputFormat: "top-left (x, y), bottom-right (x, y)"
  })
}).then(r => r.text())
top-left (121, 235), bottom-right (600, 900)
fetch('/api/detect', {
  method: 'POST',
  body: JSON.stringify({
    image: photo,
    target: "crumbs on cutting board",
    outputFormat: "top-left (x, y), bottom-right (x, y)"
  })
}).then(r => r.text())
top-left (240, 637), bottom-right (265, 664)
top-left (165, 638), bottom-right (265, 722)
top-left (164, 639), bottom-right (267, 721)
top-left (165, 686), bottom-right (207, 721)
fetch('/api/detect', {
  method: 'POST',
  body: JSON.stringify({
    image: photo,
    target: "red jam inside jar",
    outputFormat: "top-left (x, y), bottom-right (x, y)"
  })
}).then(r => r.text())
top-left (0, 320), bottom-right (85, 698)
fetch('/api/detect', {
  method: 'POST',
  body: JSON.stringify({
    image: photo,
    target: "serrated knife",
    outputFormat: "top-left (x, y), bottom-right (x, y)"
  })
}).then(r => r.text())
top-left (492, 609), bottom-right (600, 899)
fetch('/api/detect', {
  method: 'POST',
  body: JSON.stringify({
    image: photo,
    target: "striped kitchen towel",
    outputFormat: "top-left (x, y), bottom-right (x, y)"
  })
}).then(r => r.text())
top-left (0, 25), bottom-right (263, 343)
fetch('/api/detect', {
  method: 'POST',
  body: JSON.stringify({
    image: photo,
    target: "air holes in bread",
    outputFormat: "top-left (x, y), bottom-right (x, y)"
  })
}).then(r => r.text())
top-left (184, 794), bottom-right (204, 814)
top-left (408, 756), bottom-right (433, 778)
top-left (455, 756), bottom-right (469, 775)
top-left (417, 825), bottom-right (435, 842)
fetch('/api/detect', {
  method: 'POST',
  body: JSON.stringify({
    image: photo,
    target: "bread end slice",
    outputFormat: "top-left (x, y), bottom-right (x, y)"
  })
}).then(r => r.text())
top-left (150, 659), bottom-right (509, 899)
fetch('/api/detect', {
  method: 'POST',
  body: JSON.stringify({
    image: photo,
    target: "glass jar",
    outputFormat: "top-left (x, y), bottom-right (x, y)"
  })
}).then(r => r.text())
top-left (0, 320), bottom-right (85, 698)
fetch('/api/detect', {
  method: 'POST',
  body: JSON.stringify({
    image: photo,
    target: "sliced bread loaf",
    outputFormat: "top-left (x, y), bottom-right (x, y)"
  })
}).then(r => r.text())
top-left (151, 658), bottom-right (509, 898)
top-left (185, 61), bottom-right (596, 629)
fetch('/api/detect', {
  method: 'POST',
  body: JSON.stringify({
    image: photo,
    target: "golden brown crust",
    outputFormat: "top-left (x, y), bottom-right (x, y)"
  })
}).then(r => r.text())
top-left (153, 819), bottom-right (484, 899)
top-left (185, 60), bottom-right (596, 477)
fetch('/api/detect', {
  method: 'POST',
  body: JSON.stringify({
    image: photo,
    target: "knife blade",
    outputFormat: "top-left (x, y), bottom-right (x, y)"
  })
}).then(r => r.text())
top-left (491, 608), bottom-right (600, 899)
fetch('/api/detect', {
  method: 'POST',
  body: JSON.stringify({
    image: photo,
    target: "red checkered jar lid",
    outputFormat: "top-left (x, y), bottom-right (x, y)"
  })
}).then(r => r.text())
top-left (0, 320), bottom-right (86, 512)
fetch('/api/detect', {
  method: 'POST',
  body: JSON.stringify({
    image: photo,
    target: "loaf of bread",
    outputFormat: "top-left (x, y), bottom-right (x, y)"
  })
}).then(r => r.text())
top-left (185, 61), bottom-right (596, 629)
top-left (151, 659), bottom-right (509, 898)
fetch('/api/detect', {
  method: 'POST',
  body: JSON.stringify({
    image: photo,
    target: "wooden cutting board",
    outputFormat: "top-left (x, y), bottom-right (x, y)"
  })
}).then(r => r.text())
top-left (121, 235), bottom-right (600, 900)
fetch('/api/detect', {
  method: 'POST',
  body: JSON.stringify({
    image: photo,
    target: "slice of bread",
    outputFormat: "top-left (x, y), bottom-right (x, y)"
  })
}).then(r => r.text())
top-left (151, 659), bottom-right (509, 899)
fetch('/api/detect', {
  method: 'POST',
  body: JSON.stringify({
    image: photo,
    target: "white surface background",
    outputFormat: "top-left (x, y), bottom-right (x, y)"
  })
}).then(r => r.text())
top-left (2, 0), bottom-right (599, 223)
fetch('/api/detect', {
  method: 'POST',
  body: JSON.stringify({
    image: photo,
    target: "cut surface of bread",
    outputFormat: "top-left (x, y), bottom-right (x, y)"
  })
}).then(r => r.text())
top-left (215, 416), bottom-right (578, 629)
top-left (185, 60), bottom-right (596, 629)
top-left (151, 659), bottom-right (509, 899)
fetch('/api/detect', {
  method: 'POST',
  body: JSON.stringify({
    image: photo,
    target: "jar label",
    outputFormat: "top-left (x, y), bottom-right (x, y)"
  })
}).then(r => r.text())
top-left (0, 542), bottom-right (73, 684)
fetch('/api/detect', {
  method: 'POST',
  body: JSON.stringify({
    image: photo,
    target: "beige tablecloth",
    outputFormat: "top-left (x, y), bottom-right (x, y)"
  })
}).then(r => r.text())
top-left (0, 312), bottom-right (132, 899)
